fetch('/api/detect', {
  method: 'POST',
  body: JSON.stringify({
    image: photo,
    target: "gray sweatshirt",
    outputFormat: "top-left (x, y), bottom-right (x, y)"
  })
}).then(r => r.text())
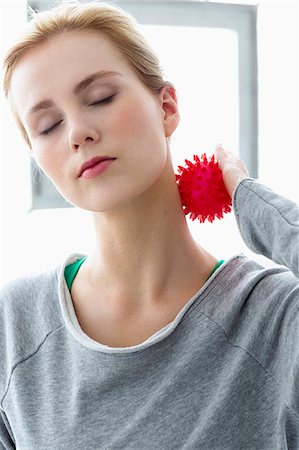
top-left (0, 178), bottom-right (298, 450)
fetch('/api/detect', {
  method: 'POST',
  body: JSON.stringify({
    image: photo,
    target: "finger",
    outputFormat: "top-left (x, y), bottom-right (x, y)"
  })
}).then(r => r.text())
top-left (215, 145), bottom-right (228, 168)
top-left (215, 144), bottom-right (231, 158)
top-left (215, 143), bottom-right (224, 155)
top-left (215, 145), bottom-right (240, 164)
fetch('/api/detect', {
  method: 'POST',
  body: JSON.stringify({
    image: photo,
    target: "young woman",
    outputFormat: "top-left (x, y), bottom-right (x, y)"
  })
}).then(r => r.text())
top-left (1, 2), bottom-right (298, 449)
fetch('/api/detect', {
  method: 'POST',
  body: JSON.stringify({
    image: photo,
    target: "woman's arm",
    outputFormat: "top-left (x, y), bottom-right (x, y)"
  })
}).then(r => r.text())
top-left (216, 145), bottom-right (299, 278)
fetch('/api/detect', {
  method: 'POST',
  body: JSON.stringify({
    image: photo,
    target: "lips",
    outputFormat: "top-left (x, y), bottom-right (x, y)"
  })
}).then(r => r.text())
top-left (79, 156), bottom-right (116, 177)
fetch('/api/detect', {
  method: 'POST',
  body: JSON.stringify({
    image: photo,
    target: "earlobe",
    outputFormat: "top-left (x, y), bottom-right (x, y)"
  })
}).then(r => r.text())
top-left (160, 85), bottom-right (180, 137)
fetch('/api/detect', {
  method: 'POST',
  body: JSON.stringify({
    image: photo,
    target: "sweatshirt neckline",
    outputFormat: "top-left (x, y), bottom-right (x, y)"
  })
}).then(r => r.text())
top-left (57, 252), bottom-right (246, 354)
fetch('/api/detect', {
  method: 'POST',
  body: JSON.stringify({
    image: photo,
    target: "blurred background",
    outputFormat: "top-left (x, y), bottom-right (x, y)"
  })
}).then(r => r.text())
top-left (1, 0), bottom-right (298, 285)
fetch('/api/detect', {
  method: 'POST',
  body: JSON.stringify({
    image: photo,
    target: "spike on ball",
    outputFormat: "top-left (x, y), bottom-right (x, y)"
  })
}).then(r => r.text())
top-left (175, 153), bottom-right (232, 223)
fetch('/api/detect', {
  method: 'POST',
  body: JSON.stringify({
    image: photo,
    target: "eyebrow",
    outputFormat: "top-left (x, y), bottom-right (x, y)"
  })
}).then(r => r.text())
top-left (26, 70), bottom-right (122, 118)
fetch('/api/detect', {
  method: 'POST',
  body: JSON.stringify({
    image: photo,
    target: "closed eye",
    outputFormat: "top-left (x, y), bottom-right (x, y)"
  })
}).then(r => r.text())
top-left (40, 95), bottom-right (115, 136)
top-left (40, 120), bottom-right (63, 135)
top-left (89, 95), bottom-right (115, 106)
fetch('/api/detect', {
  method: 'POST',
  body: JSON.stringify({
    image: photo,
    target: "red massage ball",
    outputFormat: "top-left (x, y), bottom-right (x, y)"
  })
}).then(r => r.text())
top-left (175, 153), bottom-right (232, 223)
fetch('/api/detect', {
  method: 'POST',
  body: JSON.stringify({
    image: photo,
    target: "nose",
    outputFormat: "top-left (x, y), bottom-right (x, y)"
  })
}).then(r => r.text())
top-left (69, 120), bottom-right (101, 152)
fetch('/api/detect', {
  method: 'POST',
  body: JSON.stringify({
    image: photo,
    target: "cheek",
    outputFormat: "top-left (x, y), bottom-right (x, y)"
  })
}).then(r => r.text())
top-left (32, 145), bottom-right (63, 183)
top-left (112, 97), bottom-right (165, 153)
top-left (111, 100), bottom-right (142, 136)
top-left (113, 99), bottom-right (168, 190)
top-left (33, 149), bottom-right (51, 173)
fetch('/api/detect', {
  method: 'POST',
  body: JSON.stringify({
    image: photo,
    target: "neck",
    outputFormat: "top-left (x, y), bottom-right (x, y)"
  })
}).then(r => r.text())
top-left (83, 153), bottom-right (217, 316)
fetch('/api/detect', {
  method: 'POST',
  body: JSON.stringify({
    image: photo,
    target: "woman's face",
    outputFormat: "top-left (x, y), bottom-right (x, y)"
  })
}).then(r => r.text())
top-left (10, 30), bottom-right (179, 211)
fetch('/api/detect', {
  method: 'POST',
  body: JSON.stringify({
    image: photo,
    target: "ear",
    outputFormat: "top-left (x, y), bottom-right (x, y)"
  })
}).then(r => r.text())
top-left (159, 85), bottom-right (180, 138)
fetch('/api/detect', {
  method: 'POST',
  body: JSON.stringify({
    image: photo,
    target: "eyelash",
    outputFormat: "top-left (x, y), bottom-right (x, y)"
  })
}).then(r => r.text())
top-left (40, 95), bottom-right (115, 136)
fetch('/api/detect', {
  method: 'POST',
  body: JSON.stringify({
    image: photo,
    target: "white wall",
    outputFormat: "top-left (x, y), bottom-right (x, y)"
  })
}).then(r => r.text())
top-left (1, 1), bottom-right (298, 285)
top-left (258, 1), bottom-right (298, 201)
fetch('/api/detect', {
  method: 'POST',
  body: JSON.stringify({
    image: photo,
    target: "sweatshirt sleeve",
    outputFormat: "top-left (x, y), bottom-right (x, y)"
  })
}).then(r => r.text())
top-left (232, 178), bottom-right (299, 278)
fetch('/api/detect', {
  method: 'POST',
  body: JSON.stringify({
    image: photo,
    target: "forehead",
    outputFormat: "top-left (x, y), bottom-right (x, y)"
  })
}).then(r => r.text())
top-left (9, 30), bottom-right (136, 120)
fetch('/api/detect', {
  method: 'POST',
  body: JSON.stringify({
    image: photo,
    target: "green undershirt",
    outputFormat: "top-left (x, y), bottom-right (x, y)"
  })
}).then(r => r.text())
top-left (64, 258), bottom-right (225, 292)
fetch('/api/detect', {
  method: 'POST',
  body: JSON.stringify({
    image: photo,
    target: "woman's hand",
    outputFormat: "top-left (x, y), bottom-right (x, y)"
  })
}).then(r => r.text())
top-left (215, 144), bottom-right (250, 198)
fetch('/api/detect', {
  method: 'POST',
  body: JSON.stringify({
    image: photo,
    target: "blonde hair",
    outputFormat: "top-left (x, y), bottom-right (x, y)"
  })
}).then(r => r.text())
top-left (2, 0), bottom-right (172, 150)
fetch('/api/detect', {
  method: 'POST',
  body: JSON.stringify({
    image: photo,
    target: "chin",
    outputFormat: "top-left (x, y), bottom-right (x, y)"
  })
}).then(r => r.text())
top-left (68, 192), bottom-right (134, 213)
top-left (62, 173), bottom-right (163, 212)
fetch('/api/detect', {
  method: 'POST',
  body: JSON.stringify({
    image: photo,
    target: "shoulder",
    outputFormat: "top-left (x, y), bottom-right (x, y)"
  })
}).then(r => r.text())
top-left (0, 253), bottom-right (87, 348)
top-left (1, 267), bottom-right (59, 317)
top-left (237, 255), bottom-right (298, 297)
top-left (219, 253), bottom-right (298, 293)
top-left (0, 265), bottom-right (64, 340)
top-left (0, 263), bottom-right (69, 392)
top-left (206, 254), bottom-right (298, 328)
top-left (207, 254), bottom-right (298, 341)
top-left (0, 253), bottom-right (86, 310)
top-left (2, 267), bottom-right (57, 294)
